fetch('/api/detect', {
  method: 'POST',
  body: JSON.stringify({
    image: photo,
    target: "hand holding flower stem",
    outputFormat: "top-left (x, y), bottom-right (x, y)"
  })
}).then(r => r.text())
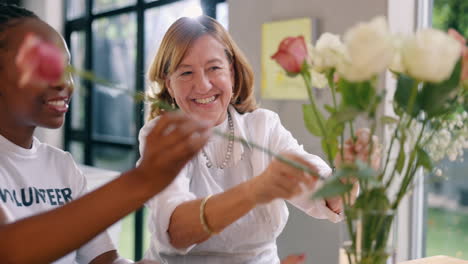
top-left (148, 96), bottom-right (327, 180)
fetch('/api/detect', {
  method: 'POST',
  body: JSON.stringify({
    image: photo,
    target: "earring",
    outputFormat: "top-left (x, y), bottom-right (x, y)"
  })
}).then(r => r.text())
top-left (171, 97), bottom-right (176, 109)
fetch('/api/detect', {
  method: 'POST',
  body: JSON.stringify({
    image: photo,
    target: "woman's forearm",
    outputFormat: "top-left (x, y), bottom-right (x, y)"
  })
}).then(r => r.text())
top-left (0, 168), bottom-right (157, 264)
top-left (168, 180), bottom-right (257, 249)
top-left (0, 204), bottom-right (14, 225)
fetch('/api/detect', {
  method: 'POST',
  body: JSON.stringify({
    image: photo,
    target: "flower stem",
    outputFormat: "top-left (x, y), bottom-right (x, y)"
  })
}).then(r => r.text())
top-left (405, 81), bottom-right (420, 128)
top-left (392, 120), bottom-right (427, 209)
top-left (380, 125), bottom-right (398, 182)
top-left (327, 70), bottom-right (345, 165)
top-left (384, 114), bottom-right (409, 189)
top-left (66, 65), bottom-right (120, 89)
top-left (301, 71), bottom-right (334, 166)
top-left (212, 129), bottom-right (327, 180)
top-left (327, 70), bottom-right (338, 108)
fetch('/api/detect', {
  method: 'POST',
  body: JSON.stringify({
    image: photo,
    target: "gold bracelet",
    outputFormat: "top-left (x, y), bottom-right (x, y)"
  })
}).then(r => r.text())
top-left (199, 195), bottom-right (218, 235)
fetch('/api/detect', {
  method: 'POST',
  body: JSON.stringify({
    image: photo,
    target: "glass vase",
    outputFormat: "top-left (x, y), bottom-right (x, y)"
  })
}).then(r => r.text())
top-left (339, 209), bottom-right (396, 264)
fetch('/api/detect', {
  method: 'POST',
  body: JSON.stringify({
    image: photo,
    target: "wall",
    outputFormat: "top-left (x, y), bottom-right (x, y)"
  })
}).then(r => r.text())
top-left (228, 0), bottom-right (387, 263)
top-left (23, 0), bottom-right (65, 149)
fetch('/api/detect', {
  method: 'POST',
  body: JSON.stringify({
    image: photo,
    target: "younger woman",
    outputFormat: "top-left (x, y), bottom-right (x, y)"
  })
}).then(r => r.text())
top-left (0, 4), bottom-right (210, 264)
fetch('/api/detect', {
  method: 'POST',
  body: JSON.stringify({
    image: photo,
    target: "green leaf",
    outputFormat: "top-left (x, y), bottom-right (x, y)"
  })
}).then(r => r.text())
top-left (338, 79), bottom-right (376, 111)
top-left (325, 117), bottom-right (344, 137)
top-left (312, 179), bottom-right (353, 199)
top-left (354, 187), bottom-right (390, 211)
top-left (324, 104), bottom-right (336, 114)
top-left (368, 94), bottom-right (383, 118)
top-left (420, 59), bottom-right (462, 118)
top-left (302, 104), bottom-right (325, 137)
top-left (332, 106), bottom-right (360, 123)
top-left (394, 74), bottom-right (421, 117)
top-left (355, 160), bottom-right (379, 183)
top-left (380, 115), bottom-right (399, 125)
top-left (322, 137), bottom-right (339, 161)
top-left (332, 166), bottom-right (355, 180)
top-left (416, 146), bottom-right (433, 171)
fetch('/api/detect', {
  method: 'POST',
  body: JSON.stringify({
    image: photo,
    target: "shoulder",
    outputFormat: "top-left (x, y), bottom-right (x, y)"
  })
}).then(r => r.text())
top-left (236, 107), bottom-right (280, 125)
top-left (34, 140), bottom-right (86, 187)
top-left (232, 108), bottom-right (283, 144)
top-left (35, 140), bottom-right (76, 165)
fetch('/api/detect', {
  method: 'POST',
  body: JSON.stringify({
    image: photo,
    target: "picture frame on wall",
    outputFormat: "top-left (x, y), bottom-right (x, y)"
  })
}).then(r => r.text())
top-left (261, 17), bottom-right (319, 100)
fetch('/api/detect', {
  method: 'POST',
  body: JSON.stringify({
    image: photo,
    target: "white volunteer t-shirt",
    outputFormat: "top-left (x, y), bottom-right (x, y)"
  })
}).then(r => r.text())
top-left (0, 134), bottom-right (116, 264)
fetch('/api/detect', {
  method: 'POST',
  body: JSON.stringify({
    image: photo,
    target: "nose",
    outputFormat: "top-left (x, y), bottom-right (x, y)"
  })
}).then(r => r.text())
top-left (194, 71), bottom-right (212, 94)
top-left (51, 72), bottom-right (74, 93)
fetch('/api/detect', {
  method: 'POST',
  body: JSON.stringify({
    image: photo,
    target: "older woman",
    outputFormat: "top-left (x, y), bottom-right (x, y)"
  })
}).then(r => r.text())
top-left (139, 16), bottom-right (360, 264)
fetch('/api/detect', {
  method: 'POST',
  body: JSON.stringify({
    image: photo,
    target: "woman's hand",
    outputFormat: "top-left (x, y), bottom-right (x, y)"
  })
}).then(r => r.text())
top-left (137, 112), bottom-right (211, 193)
top-left (281, 254), bottom-right (306, 264)
top-left (334, 128), bottom-right (382, 171)
top-left (248, 153), bottom-right (319, 205)
top-left (0, 204), bottom-right (14, 225)
top-left (326, 128), bottom-right (381, 213)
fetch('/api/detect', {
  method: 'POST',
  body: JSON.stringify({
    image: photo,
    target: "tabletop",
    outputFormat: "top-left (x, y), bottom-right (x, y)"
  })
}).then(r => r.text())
top-left (400, 256), bottom-right (468, 264)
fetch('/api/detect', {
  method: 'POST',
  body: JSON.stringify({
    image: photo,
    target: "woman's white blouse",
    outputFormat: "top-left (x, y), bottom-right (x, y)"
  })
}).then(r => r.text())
top-left (138, 106), bottom-right (342, 264)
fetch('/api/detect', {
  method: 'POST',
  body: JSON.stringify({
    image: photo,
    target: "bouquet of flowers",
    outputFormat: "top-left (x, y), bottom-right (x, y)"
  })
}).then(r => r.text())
top-left (271, 16), bottom-right (467, 264)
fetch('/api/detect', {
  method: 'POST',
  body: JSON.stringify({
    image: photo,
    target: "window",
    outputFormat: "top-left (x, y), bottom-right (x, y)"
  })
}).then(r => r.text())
top-left (64, 0), bottom-right (227, 260)
top-left (423, 0), bottom-right (468, 260)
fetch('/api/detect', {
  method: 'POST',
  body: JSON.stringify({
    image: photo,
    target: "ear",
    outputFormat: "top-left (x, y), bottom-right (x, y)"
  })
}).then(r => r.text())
top-left (165, 78), bottom-right (174, 98)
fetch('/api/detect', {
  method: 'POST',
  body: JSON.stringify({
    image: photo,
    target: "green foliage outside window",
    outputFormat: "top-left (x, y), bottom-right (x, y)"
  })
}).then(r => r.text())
top-left (432, 0), bottom-right (468, 37)
top-left (426, 2), bottom-right (468, 260)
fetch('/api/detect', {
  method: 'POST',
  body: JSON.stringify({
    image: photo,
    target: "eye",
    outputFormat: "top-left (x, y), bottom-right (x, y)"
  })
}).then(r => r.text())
top-left (209, 66), bottom-right (222, 71)
top-left (180, 71), bottom-right (193, 76)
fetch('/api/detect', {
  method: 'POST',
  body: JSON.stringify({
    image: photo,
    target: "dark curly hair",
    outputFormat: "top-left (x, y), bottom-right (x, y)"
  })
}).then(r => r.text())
top-left (0, 3), bottom-right (37, 71)
top-left (0, 3), bottom-right (37, 28)
top-left (0, 3), bottom-right (38, 49)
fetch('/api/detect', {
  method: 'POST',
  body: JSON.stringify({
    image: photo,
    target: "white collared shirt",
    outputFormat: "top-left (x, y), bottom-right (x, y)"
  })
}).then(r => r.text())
top-left (138, 106), bottom-right (342, 264)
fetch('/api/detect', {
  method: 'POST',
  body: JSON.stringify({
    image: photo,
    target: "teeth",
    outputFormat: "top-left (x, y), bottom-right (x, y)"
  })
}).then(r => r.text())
top-left (195, 96), bottom-right (216, 104)
top-left (47, 100), bottom-right (67, 107)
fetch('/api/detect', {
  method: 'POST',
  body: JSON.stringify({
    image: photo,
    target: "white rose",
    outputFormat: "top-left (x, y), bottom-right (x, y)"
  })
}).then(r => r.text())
top-left (312, 33), bottom-right (346, 72)
top-left (401, 28), bottom-right (461, 82)
top-left (337, 16), bottom-right (394, 81)
top-left (389, 34), bottom-right (407, 73)
top-left (310, 68), bottom-right (328, 88)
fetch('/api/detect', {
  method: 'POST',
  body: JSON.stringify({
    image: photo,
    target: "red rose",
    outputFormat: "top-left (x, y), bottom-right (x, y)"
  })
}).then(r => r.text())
top-left (15, 33), bottom-right (65, 87)
top-left (271, 36), bottom-right (308, 74)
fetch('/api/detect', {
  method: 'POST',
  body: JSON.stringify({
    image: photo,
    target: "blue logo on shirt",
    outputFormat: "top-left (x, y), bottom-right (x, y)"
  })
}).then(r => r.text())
top-left (0, 187), bottom-right (73, 207)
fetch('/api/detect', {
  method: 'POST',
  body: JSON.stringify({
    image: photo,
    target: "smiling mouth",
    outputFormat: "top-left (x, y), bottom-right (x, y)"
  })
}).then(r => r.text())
top-left (47, 100), bottom-right (68, 107)
top-left (193, 95), bottom-right (217, 104)
top-left (46, 98), bottom-right (70, 113)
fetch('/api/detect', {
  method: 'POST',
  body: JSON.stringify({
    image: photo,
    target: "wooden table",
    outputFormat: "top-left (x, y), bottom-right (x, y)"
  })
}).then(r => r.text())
top-left (400, 256), bottom-right (468, 264)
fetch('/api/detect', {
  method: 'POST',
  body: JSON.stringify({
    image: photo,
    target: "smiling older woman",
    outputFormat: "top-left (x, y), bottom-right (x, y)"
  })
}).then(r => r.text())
top-left (139, 16), bottom-right (360, 264)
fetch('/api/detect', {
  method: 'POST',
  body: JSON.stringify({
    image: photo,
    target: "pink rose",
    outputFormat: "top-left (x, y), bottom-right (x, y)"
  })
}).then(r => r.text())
top-left (335, 128), bottom-right (382, 171)
top-left (448, 29), bottom-right (468, 81)
top-left (448, 29), bottom-right (466, 47)
top-left (271, 36), bottom-right (308, 74)
top-left (15, 33), bottom-right (66, 87)
top-left (462, 51), bottom-right (468, 81)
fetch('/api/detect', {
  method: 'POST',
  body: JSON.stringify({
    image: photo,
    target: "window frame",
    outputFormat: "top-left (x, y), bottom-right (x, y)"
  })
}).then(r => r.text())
top-left (63, 0), bottom-right (225, 259)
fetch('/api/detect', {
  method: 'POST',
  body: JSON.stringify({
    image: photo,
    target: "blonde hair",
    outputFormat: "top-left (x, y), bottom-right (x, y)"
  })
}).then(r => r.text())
top-left (146, 16), bottom-right (257, 120)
